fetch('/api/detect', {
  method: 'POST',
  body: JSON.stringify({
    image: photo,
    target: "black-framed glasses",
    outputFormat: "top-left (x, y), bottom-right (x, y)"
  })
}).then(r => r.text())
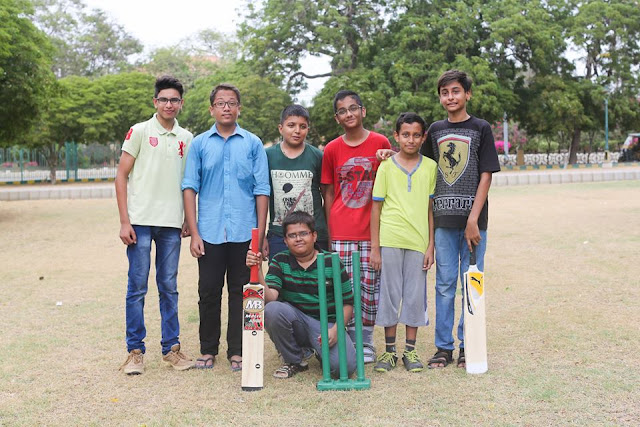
top-left (335, 105), bottom-right (362, 117)
top-left (286, 231), bottom-right (312, 240)
top-left (155, 97), bottom-right (182, 105)
top-left (212, 101), bottom-right (239, 109)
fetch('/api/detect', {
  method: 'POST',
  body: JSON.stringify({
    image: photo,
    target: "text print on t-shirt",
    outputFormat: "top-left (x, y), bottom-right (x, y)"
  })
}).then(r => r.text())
top-left (337, 156), bottom-right (377, 209)
top-left (271, 169), bottom-right (314, 225)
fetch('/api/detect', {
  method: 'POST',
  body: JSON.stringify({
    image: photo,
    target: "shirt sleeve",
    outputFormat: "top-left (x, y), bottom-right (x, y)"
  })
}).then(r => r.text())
top-left (252, 138), bottom-right (271, 196)
top-left (372, 161), bottom-right (387, 201)
top-left (478, 121), bottom-right (501, 174)
top-left (320, 143), bottom-right (334, 185)
top-left (121, 125), bottom-right (142, 159)
top-left (181, 137), bottom-right (202, 193)
top-left (420, 126), bottom-right (436, 161)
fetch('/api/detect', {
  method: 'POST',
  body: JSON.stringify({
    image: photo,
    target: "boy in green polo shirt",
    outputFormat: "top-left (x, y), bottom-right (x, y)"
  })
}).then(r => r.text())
top-left (370, 112), bottom-right (437, 372)
top-left (116, 75), bottom-right (195, 374)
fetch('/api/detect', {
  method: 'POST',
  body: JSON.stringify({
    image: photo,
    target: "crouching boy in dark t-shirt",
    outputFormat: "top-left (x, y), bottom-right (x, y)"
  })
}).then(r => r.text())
top-left (246, 211), bottom-right (356, 379)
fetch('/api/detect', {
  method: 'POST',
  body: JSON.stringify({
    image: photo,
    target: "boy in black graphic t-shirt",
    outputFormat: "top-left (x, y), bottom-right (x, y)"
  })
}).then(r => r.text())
top-left (421, 70), bottom-right (500, 369)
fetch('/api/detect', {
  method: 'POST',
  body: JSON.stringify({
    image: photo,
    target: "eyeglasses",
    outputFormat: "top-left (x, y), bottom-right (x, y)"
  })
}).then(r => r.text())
top-left (155, 97), bottom-right (182, 105)
top-left (335, 105), bottom-right (362, 117)
top-left (286, 230), bottom-right (312, 240)
top-left (212, 101), bottom-right (239, 109)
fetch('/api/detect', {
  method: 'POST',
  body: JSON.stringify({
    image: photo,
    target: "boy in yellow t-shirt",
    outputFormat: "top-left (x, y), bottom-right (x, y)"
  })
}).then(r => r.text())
top-left (370, 112), bottom-right (437, 372)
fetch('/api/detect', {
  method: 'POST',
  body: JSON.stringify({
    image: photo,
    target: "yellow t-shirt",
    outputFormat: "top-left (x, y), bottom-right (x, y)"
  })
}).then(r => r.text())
top-left (372, 155), bottom-right (437, 253)
top-left (122, 115), bottom-right (193, 228)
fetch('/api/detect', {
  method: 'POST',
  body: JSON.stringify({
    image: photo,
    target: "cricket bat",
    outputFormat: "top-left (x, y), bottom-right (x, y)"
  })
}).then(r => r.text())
top-left (241, 228), bottom-right (264, 391)
top-left (463, 245), bottom-right (488, 374)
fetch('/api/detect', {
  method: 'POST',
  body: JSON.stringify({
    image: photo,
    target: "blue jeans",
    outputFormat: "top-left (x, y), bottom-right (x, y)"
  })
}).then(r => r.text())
top-left (434, 228), bottom-right (487, 351)
top-left (126, 226), bottom-right (181, 355)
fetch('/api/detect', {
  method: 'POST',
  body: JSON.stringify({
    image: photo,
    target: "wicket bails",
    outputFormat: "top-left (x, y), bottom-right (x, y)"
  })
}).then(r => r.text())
top-left (316, 251), bottom-right (371, 391)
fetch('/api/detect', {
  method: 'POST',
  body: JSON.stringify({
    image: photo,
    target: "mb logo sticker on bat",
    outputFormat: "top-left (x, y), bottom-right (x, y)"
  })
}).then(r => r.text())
top-left (243, 286), bottom-right (264, 331)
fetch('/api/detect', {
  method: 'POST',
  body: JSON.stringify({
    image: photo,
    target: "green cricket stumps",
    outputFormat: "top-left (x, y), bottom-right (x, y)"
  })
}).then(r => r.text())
top-left (316, 253), bottom-right (332, 382)
top-left (350, 251), bottom-right (369, 385)
top-left (316, 251), bottom-right (371, 391)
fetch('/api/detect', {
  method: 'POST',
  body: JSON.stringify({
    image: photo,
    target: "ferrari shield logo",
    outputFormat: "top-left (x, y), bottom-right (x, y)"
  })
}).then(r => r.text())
top-left (437, 134), bottom-right (470, 185)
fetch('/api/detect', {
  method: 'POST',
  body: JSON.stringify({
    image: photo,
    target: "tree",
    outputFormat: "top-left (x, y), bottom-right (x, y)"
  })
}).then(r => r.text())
top-left (0, 0), bottom-right (55, 144)
top-left (567, 0), bottom-right (640, 162)
top-left (31, 0), bottom-right (143, 77)
top-left (181, 63), bottom-right (292, 142)
top-left (308, 68), bottom-right (393, 144)
top-left (240, 0), bottom-right (389, 91)
top-left (142, 30), bottom-right (239, 90)
top-left (29, 72), bottom-right (155, 183)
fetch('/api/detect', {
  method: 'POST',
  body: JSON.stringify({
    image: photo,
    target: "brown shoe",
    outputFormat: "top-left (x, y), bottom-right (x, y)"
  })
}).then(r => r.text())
top-left (162, 344), bottom-right (195, 371)
top-left (120, 349), bottom-right (144, 375)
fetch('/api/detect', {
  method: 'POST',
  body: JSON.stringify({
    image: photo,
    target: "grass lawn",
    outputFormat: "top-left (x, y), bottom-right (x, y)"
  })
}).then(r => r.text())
top-left (0, 181), bottom-right (638, 426)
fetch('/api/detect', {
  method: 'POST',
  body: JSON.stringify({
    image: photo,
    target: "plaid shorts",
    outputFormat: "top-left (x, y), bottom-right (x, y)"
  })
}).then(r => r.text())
top-left (332, 240), bottom-right (379, 327)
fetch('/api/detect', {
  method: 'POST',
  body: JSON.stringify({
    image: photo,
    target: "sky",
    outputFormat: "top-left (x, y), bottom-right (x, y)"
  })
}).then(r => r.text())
top-left (82, 0), bottom-right (330, 103)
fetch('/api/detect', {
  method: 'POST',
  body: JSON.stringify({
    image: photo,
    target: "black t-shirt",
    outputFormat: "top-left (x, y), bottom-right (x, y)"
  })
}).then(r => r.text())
top-left (420, 116), bottom-right (500, 230)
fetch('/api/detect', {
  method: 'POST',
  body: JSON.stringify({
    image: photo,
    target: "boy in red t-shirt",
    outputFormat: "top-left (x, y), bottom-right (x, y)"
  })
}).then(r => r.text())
top-left (321, 90), bottom-right (391, 363)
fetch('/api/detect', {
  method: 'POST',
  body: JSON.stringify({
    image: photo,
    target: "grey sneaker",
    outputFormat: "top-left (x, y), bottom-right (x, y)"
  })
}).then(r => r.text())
top-left (120, 349), bottom-right (144, 375)
top-left (374, 351), bottom-right (398, 372)
top-left (402, 349), bottom-right (424, 372)
top-left (162, 344), bottom-right (195, 371)
top-left (363, 345), bottom-right (377, 364)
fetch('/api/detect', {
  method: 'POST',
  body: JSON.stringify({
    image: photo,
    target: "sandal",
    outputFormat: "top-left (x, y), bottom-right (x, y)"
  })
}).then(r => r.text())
top-left (195, 355), bottom-right (214, 369)
top-left (457, 348), bottom-right (465, 369)
top-left (273, 362), bottom-right (309, 379)
top-left (427, 348), bottom-right (453, 369)
top-left (229, 357), bottom-right (242, 372)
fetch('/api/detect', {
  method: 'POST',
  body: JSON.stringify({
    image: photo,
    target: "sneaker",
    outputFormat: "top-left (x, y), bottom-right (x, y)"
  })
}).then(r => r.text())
top-left (402, 349), bottom-right (424, 372)
top-left (162, 344), bottom-right (195, 371)
top-left (374, 351), bottom-right (398, 372)
top-left (363, 345), bottom-right (377, 364)
top-left (273, 362), bottom-right (309, 379)
top-left (120, 349), bottom-right (144, 375)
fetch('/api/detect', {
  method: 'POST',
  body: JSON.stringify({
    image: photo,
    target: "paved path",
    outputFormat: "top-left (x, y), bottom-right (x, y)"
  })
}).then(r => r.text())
top-left (1, 166), bottom-right (639, 201)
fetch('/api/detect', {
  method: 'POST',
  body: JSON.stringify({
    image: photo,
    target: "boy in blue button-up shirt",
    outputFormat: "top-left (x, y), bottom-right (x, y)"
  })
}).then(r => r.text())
top-left (182, 83), bottom-right (270, 371)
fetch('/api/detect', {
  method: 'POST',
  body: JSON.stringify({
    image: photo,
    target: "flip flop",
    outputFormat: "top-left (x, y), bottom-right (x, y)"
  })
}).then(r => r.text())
top-left (229, 358), bottom-right (242, 372)
top-left (195, 355), bottom-right (214, 369)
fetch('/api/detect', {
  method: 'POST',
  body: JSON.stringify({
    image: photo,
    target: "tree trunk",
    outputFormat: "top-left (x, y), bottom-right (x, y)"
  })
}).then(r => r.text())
top-left (568, 127), bottom-right (581, 165)
top-left (47, 142), bottom-right (58, 185)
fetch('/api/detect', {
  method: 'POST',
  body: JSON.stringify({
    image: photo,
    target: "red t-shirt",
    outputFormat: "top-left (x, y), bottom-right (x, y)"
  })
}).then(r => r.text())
top-left (321, 131), bottom-right (391, 241)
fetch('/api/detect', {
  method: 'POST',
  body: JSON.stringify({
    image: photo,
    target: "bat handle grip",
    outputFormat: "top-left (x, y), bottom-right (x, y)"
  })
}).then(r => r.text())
top-left (469, 245), bottom-right (477, 266)
top-left (250, 228), bottom-right (259, 283)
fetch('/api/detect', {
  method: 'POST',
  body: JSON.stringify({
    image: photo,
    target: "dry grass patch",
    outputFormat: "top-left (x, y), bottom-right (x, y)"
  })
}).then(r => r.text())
top-left (0, 181), bottom-right (639, 425)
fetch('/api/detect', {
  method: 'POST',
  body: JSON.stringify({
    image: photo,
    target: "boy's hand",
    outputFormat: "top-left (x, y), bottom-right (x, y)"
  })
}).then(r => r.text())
top-left (422, 247), bottom-right (434, 271)
top-left (262, 237), bottom-right (270, 261)
top-left (464, 218), bottom-right (481, 251)
top-left (189, 234), bottom-right (205, 258)
top-left (376, 149), bottom-right (394, 161)
top-left (318, 324), bottom-right (338, 347)
top-left (370, 246), bottom-right (382, 271)
top-left (119, 223), bottom-right (137, 245)
top-left (181, 221), bottom-right (190, 238)
top-left (246, 249), bottom-right (262, 268)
